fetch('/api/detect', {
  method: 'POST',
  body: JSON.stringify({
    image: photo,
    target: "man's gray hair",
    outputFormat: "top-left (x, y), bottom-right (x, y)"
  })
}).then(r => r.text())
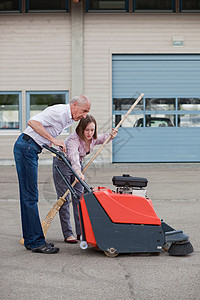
top-left (70, 95), bottom-right (91, 106)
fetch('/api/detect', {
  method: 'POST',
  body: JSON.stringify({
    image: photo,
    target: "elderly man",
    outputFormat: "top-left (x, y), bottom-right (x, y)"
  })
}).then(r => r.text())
top-left (13, 95), bottom-right (91, 254)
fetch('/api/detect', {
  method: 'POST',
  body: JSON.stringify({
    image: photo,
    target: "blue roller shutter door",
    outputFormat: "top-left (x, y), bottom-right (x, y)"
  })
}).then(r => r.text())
top-left (112, 55), bottom-right (200, 162)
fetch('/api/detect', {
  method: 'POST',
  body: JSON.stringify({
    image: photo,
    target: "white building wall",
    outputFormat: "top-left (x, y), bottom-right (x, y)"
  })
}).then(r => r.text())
top-left (0, 14), bottom-right (71, 161)
top-left (83, 13), bottom-right (200, 162)
top-left (0, 14), bottom-right (71, 91)
top-left (1, 13), bottom-right (200, 162)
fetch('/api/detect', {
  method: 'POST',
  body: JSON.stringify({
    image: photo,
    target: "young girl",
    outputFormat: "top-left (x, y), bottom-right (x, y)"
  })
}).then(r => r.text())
top-left (53, 114), bottom-right (117, 243)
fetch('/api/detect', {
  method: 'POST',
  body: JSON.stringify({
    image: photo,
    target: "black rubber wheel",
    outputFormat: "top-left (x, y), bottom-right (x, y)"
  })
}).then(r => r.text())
top-left (104, 248), bottom-right (119, 258)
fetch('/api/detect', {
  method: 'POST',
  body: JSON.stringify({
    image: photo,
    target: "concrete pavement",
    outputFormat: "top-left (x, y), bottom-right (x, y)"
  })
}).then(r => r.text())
top-left (0, 162), bottom-right (200, 300)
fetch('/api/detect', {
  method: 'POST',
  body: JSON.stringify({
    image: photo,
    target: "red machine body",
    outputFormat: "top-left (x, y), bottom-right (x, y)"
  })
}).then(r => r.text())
top-left (79, 186), bottom-right (161, 249)
top-left (93, 187), bottom-right (161, 225)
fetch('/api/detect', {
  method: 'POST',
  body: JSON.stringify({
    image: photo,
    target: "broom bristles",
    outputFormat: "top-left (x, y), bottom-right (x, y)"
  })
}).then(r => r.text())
top-left (168, 241), bottom-right (194, 256)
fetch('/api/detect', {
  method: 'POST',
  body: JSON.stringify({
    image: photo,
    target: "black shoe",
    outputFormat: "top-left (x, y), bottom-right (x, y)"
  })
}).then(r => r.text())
top-left (26, 242), bottom-right (54, 250)
top-left (31, 243), bottom-right (59, 254)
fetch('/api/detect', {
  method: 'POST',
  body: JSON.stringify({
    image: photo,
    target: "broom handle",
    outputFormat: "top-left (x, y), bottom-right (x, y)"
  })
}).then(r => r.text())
top-left (82, 93), bottom-right (144, 172)
top-left (61, 93), bottom-right (144, 199)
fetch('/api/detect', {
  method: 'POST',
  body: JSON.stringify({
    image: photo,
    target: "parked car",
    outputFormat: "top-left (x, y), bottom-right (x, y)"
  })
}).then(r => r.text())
top-left (133, 117), bottom-right (174, 127)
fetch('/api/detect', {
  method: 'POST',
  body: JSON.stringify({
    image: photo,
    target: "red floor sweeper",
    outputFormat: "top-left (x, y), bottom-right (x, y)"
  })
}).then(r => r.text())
top-left (45, 145), bottom-right (194, 258)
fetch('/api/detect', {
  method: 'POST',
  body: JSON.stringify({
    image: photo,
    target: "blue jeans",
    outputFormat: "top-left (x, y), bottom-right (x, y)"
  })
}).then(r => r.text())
top-left (53, 156), bottom-right (83, 239)
top-left (13, 134), bottom-right (45, 249)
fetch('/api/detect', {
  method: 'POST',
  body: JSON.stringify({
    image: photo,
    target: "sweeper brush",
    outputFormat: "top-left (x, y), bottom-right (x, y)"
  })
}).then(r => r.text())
top-left (45, 145), bottom-right (194, 258)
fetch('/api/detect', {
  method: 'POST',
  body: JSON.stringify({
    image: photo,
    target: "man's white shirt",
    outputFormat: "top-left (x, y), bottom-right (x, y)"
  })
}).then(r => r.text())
top-left (24, 104), bottom-right (73, 147)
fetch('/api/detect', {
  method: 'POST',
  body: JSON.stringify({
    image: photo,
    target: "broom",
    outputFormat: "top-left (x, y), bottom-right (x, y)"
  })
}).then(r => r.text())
top-left (19, 93), bottom-right (144, 245)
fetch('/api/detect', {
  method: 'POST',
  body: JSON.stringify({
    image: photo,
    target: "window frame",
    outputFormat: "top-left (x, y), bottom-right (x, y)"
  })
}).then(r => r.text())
top-left (0, 0), bottom-right (21, 13)
top-left (25, 0), bottom-right (68, 13)
top-left (177, 98), bottom-right (200, 127)
top-left (86, 0), bottom-right (129, 13)
top-left (132, 0), bottom-right (175, 13)
top-left (0, 91), bottom-right (22, 132)
top-left (26, 91), bottom-right (69, 125)
top-left (179, 0), bottom-right (200, 13)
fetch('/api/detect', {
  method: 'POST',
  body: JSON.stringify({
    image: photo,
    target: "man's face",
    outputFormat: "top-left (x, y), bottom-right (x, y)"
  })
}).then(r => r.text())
top-left (71, 101), bottom-right (91, 121)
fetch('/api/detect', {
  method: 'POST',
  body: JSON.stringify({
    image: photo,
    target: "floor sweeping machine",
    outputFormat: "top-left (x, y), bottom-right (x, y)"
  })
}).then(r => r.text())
top-left (45, 145), bottom-right (194, 258)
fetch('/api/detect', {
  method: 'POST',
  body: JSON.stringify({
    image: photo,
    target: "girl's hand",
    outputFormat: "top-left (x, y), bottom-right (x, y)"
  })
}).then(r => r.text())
top-left (110, 128), bottom-right (118, 139)
top-left (75, 169), bottom-right (85, 182)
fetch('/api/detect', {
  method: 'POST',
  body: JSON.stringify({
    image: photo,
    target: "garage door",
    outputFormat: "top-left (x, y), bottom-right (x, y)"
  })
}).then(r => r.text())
top-left (112, 55), bottom-right (200, 162)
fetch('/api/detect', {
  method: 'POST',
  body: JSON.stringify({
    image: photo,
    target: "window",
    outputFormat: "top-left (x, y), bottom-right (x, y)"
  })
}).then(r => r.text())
top-left (146, 98), bottom-right (175, 111)
top-left (139, 115), bottom-right (175, 127)
top-left (26, 0), bottom-right (68, 12)
top-left (113, 97), bottom-right (176, 128)
top-left (178, 98), bottom-right (200, 111)
top-left (178, 98), bottom-right (200, 127)
top-left (179, 114), bottom-right (200, 127)
top-left (113, 98), bottom-right (143, 127)
top-left (180, 0), bottom-right (200, 12)
top-left (86, 0), bottom-right (128, 12)
top-left (113, 97), bottom-right (200, 128)
top-left (0, 0), bottom-right (21, 12)
top-left (26, 92), bottom-right (68, 121)
top-left (133, 0), bottom-right (175, 12)
top-left (0, 92), bottom-right (21, 130)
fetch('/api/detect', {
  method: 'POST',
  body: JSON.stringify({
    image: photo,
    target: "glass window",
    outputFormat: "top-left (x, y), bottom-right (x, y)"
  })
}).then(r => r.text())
top-left (113, 98), bottom-right (143, 127)
top-left (146, 98), bottom-right (175, 111)
top-left (133, 0), bottom-right (174, 11)
top-left (87, 0), bottom-right (128, 11)
top-left (179, 114), bottom-right (200, 127)
top-left (0, 93), bottom-right (20, 130)
top-left (0, 0), bottom-right (20, 11)
top-left (178, 98), bottom-right (200, 111)
top-left (180, 0), bottom-right (200, 11)
top-left (113, 114), bottom-right (143, 127)
top-left (135, 114), bottom-right (175, 127)
top-left (113, 98), bottom-right (143, 111)
top-left (27, 0), bottom-right (68, 11)
top-left (28, 93), bottom-right (67, 119)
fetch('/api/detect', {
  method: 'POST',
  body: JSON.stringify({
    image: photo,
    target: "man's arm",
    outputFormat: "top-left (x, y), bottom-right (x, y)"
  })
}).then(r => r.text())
top-left (27, 120), bottom-right (66, 152)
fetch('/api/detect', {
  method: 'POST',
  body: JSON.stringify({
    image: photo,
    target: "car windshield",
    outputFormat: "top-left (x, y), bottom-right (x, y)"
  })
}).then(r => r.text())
top-left (134, 117), bottom-right (174, 127)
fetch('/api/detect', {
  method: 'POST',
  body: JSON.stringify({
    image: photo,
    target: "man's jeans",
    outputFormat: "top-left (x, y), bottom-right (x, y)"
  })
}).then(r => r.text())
top-left (13, 134), bottom-right (45, 249)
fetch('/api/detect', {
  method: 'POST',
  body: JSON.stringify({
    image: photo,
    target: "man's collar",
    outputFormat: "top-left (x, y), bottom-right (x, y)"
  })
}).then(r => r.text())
top-left (68, 103), bottom-right (73, 120)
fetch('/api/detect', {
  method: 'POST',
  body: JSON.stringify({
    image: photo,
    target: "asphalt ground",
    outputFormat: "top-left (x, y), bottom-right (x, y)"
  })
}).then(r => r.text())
top-left (0, 162), bottom-right (200, 300)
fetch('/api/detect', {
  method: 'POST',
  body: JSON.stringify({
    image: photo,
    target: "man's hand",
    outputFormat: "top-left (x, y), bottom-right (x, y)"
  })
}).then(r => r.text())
top-left (51, 138), bottom-right (66, 153)
top-left (27, 120), bottom-right (66, 152)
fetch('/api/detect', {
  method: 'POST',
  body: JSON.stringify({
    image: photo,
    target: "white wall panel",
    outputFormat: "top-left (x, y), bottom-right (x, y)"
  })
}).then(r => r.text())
top-left (0, 14), bottom-right (71, 91)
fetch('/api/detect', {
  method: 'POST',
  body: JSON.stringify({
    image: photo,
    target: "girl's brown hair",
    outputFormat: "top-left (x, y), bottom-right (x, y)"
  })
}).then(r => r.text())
top-left (76, 114), bottom-right (97, 141)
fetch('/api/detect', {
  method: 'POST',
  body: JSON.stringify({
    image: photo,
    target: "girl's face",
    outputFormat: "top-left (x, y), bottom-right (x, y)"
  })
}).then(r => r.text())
top-left (84, 122), bottom-right (95, 141)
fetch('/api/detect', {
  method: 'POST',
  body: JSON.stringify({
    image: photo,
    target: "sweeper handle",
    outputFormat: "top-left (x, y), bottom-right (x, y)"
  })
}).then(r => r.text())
top-left (42, 144), bottom-right (92, 193)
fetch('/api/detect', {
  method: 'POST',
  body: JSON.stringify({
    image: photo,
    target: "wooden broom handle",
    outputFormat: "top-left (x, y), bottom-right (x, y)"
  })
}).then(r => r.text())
top-left (82, 93), bottom-right (144, 172)
top-left (62, 93), bottom-right (144, 199)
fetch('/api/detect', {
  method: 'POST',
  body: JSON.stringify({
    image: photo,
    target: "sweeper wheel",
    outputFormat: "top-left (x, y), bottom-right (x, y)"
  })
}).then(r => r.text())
top-left (80, 241), bottom-right (88, 250)
top-left (163, 242), bottom-right (171, 251)
top-left (104, 248), bottom-right (118, 258)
